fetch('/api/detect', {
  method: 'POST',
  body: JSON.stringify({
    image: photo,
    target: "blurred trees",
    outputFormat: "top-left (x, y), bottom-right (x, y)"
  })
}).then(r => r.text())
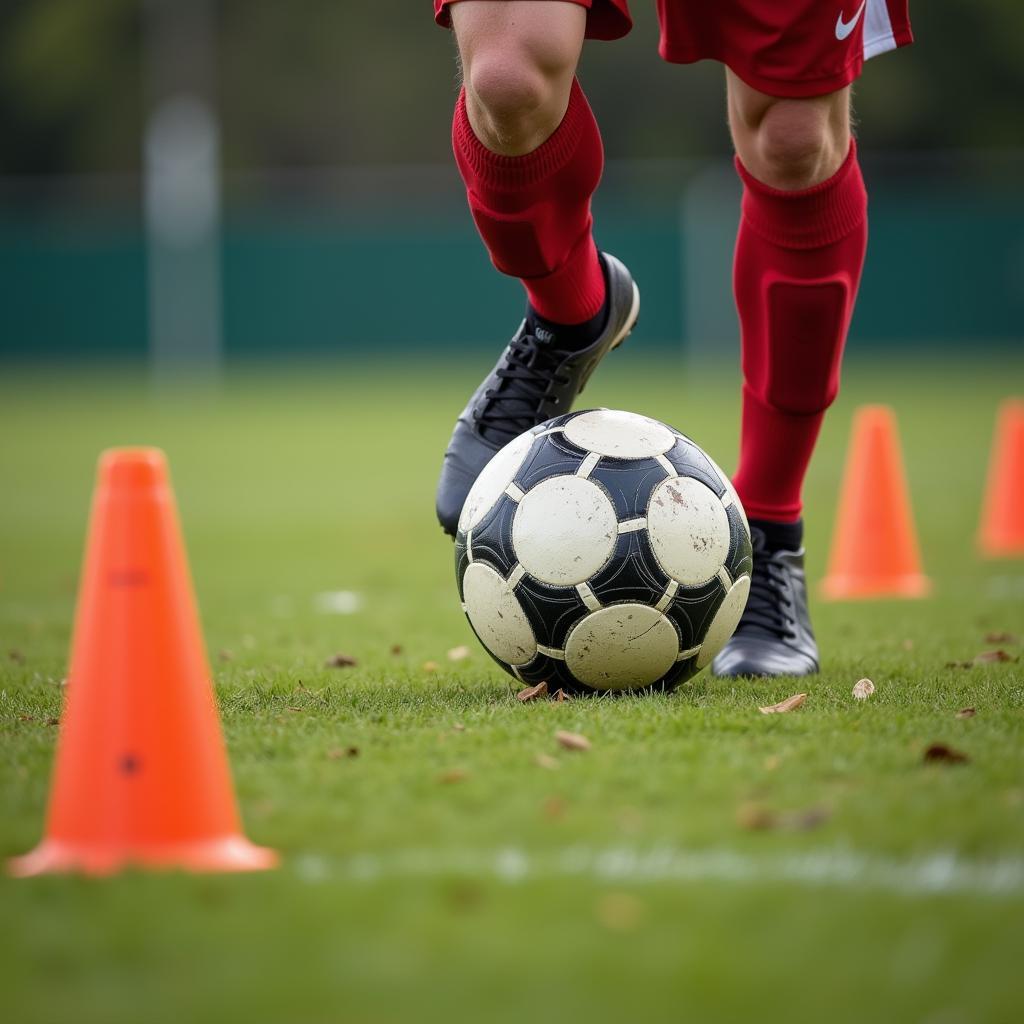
top-left (1, 0), bottom-right (1022, 176)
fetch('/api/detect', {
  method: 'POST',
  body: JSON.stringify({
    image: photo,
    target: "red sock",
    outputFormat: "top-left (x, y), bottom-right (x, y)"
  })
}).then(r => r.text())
top-left (731, 141), bottom-right (868, 523)
top-left (452, 78), bottom-right (606, 325)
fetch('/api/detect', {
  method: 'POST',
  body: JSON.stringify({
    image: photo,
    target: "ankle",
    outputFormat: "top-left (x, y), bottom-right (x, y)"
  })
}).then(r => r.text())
top-left (750, 517), bottom-right (803, 553)
top-left (525, 255), bottom-right (609, 352)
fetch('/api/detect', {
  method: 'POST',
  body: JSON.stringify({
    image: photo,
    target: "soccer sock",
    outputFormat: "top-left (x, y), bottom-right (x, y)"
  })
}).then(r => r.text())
top-left (749, 516), bottom-right (804, 553)
top-left (526, 259), bottom-right (609, 351)
top-left (731, 141), bottom-right (868, 523)
top-left (452, 77), bottom-right (607, 330)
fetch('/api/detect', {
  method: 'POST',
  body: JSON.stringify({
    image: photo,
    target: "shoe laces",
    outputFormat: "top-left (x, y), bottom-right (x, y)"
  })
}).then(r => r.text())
top-left (739, 538), bottom-right (797, 641)
top-left (475, 331), bottom-right (571, 444)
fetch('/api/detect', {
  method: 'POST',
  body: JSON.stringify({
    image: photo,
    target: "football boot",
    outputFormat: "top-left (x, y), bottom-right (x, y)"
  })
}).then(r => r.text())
top-left (712, 524), bottom-right (820, 678)
top-left (435, 252), bottom-right (639, 537)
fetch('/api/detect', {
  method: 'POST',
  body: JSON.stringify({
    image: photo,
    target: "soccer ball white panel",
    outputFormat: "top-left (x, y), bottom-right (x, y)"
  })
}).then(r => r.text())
top-left (647, 476), bottom-right (731, 586)
top-left (564, 604), bottom-right (679, 689)
top-left (454, 408), bottom-right (754, 695)
top-left (704, 451), bottom-right (749, 533)
top-left (462, 562), bottom-right (537, 666)
top-left (458, 430), bottom-right (536, 535)
top-left (695, 575), bottom-right (750, 669)
top-left (512, 475), bottom-right (617, 587)
top-left (563, 410), bottom-right (676, 460)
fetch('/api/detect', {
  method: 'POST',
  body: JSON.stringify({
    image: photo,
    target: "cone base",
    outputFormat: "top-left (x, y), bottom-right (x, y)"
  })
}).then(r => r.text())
top-left (820, 573), bottom-right (932, 601)
top-left (8, 834), bottom-right (278, 877)
top-left (978, 538), bottom-right (1024, 559)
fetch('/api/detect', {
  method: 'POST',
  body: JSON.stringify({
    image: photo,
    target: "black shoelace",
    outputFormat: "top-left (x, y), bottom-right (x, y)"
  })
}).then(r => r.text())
top-left (475, 333), bottom-right (570, 444)
top-left (739, 552), bottom-right (797, 641)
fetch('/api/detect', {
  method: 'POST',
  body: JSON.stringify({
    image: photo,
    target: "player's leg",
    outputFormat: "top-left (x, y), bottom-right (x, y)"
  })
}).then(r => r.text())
top-left (456, 1), bottom-right (583, 156)
top-left (451, 1), bottom-right (606, 325)
top-left (436, 1), bottom-right (640, 536)
top-left (713, 72), bottom-right (867, 678)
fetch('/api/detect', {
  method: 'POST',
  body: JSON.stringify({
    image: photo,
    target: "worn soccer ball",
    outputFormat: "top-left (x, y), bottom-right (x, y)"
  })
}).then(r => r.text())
top-left (454, 409), bottom-right (753, 694)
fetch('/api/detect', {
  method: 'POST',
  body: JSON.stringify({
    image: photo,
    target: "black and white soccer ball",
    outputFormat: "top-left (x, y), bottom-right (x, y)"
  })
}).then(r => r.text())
top-left (454, 409), bottom-right (753, 694)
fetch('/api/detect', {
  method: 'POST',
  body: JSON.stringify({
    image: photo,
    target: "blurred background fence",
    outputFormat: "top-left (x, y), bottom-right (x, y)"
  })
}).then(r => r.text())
top-left (0, 0), bottom-right (1021, 362)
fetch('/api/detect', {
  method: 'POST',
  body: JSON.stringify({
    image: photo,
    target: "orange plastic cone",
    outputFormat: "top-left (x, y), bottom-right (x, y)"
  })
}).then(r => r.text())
top-left (978, 398), bottom-right (1024, 558)
top-left (9, 448), bottom-right (277, 876)
top-left (821, 405), bottom-right (931, 600)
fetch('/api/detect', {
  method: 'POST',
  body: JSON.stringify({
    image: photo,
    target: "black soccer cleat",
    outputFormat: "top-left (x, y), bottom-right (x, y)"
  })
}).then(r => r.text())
top-left (435, 252), bottom-right (640, 537)
top-left (711, 525), bottom-right (820, 678)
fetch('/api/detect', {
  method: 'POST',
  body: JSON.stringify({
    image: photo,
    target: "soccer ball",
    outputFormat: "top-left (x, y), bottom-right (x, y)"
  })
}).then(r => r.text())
top-left (454, 409), bottom-right (753, 694)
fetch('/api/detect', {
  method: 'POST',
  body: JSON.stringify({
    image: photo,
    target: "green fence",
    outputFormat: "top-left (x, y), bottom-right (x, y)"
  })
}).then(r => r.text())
top-left (2, 158), bottom-right (1022, 359)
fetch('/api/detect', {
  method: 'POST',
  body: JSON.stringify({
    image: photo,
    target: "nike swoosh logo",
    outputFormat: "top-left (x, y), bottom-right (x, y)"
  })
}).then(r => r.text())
top-left (835, 1), bottom-right (867, 41)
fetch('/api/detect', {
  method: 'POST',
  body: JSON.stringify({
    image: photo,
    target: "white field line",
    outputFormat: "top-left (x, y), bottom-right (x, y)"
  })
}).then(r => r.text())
top-left (292, 846), bottom-right (1024, 898)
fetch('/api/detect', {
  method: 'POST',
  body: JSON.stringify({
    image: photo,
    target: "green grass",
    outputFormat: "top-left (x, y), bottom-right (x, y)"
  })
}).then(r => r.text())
top-left (1, 354), bottom-right (1023, 1024)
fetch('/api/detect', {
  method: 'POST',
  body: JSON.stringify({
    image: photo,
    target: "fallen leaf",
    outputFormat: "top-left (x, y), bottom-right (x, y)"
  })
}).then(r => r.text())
top-left (447, 645), bottom-right (471, 662)
top-left (8, 649), bottom-right (25, 664)
top-left (543, 796), bottom-right (567, 820)
top-left (596, 892), bottom-right (643, 931)
top-left (783, 806), bottom-right (832, 831)
top-left (389, 644), bottom-right (403, 656)
top-left (763, 755), bottom-right (781, 772)
top-left (535, 753), bottom-right (560, 770)
top-left (852, 678), bottom-right (875, 700)
top-left (553, 687), bottom-right (573, 702)
top-left (737, 802), bottom-right (829, 832)
top-left (439, 769), bottom-right (467, 784)
top-left (217, 648), bottom-right (233, 662)
top-left (948, 649), bottom-right (1020, 668)
top-left (984, 631), bottom-right (1019, 644)
top-left (955, 707), bottom-right (977, 719)
top-left (516, 681), bottom-right (548, 702)
top-left (451, 723), bottom-right (466, 732)
top-left (901, 638), bottom-right (915, 651)
top-left (327, 746), bottom-right (359, 760)
top-left (46, 718), bottom-right (60, 726)
top-left (555, 730), bottom-right (591, 752)
top-left (924, 743), bottom-right (970, 765)
top-left (736, 803), bottom-right (776, 830)
top-left (974, 649), bottom-right (1017, 664)
top-left (759, 693), bottom-right (807, 714)
top-left (422, 661), bottom-right (439, 673)
top-left (325, 653), bottom-right (358, 668)
top-left (444, 880), bottom-right (483, 911)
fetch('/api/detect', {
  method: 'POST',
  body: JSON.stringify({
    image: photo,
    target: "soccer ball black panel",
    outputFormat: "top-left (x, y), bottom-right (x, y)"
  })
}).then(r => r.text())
top-left (455, 409), bottom-right (752, 694)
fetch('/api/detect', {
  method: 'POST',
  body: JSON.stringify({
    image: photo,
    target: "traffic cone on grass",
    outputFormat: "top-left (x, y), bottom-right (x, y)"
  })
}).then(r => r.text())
top-left (978, 399), bottom-right (1024, 557)
top-left (9, 448), bottom-right (277, 876)
top-left (821, 405), bottom-right (931, 600)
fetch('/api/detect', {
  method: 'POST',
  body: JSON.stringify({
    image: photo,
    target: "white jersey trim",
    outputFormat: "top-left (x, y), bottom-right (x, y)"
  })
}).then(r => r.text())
top-left (863, 0), bottom-right (897, 60)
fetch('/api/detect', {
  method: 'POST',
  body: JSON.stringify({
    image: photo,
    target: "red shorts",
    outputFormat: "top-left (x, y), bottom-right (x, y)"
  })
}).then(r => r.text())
top-left (434, 1), bottom-right (913, 98)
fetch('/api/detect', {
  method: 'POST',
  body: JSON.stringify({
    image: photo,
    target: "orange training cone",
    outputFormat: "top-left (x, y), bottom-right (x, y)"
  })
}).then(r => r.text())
top-left (978, 398), bottom-right (1024, 558)
top-left (9, 448), bottom-right (277, 876)
top-left (821, 405), bottom-right (931, 600)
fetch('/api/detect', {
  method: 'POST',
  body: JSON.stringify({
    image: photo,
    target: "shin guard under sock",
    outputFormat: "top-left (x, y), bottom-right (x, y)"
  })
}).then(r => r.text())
top-left (731, 142), bottom-right (868, 522)
top-left (452, 78), bottom-right (606, 325)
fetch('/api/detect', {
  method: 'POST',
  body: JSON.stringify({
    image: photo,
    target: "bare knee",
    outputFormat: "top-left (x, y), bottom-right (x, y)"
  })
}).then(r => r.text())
top-left (728, 73), bottom-right (850, 189)
top-left (755, 102), bottom-right (845, 188)
top-left (465, 54), bottom-right (566, 149)
top-left (454, 3), bottom-right (585, 154)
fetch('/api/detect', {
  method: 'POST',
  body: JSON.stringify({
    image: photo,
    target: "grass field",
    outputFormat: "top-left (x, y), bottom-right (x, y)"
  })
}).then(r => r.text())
top-left (2, 354), bottom-right (1023, 1024)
